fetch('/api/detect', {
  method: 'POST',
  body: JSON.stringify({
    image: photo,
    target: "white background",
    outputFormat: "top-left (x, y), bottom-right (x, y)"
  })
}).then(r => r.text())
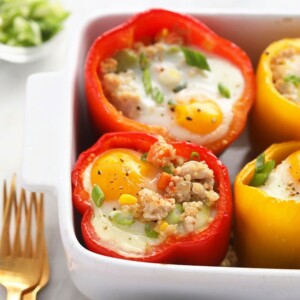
top-left (0, 1), bottom-right (300, 299)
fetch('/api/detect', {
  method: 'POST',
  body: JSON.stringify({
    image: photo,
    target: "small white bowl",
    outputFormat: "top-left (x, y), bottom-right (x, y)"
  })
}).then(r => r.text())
top-left (0, 30), bottom-right (65, 63)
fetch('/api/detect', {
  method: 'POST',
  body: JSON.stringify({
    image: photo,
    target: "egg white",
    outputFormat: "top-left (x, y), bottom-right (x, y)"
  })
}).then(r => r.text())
top-left (259, 159), bottom-right (300, 201)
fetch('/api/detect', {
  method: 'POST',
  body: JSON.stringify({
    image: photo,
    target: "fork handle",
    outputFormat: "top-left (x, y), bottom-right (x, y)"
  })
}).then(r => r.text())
top-left (5, 285), bottom-right (22, 300)
top-left (22, 290), bottom-right (37, 300)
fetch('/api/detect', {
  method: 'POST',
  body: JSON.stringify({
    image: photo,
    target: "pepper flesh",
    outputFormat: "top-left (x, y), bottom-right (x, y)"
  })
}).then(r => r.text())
top-left (250, 39), bottom-right (300, 152)
top-left (72, 132), bottom-right (232, 265)
top-left (85, 9), bottom-right (255, 155)
top-left (234, 141), bottom-right (300, 268)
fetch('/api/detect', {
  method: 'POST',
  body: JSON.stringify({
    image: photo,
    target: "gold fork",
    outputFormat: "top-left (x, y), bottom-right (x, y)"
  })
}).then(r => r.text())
top-left (0, 176), bottom-right (45, 300)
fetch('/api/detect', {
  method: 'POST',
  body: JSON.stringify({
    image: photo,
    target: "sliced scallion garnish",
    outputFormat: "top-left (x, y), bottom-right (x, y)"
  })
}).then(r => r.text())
top-left (167, 100), bottom-right (175, 106)
top-left (173, 82), bottom-right (187, 93)
top-left (115, 49), bottom-right (138, 72)
top-left (163, 164), bottom-right (174, 174)
top-left (196, 205), bottom-right (210, 229)
top-left (145, 222), bottom-right (159, 238)
top-left (249, 152), bottom-right (275, 187)
top-left (152, 87), bottom-right (164, 104)
top-left (190, 151), bottom-right (200, 161)
top-left (284, 74), bottom-right (300, 87)
top-left (218, 83), bottom-right (231, 99)
top-left (167, 45), bottom-right (180, 54)
top-left (140, 152), bottom-right (148, 161)
top-left (255, 152), bottom-right (265, 173)
top-left (181, 47), bottom-right (210, 71)
top-left (165, 203), bottom-right (183, 224)
top-left (139, 52), bottom-right (149, 71)
top-left (142, 68), bottom-right (152, 95)
top-left (112, 212), bottom-right (135, 226)
top-left (91, 184), bottom-right (105, 207)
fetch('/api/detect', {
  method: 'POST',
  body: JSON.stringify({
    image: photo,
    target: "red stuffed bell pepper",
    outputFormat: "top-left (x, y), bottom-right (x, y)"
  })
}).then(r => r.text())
top-left (85, 9), bottom-right (255, 155)
top-left (72, 132), bottom-right (232, 265)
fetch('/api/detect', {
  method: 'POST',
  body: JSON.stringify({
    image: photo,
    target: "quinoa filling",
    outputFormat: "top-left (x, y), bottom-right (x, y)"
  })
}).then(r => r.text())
top-left (270, 46), bottom-right (300, 104)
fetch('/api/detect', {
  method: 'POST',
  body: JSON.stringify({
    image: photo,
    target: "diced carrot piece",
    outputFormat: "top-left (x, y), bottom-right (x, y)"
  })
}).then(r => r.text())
top-left (145, 147), bottom-right (156, 163)
top-left (157, 172), bottom-right (172, 190)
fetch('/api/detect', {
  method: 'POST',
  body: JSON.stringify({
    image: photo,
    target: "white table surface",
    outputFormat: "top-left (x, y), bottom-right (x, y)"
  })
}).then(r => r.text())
top-left (0, 1), bottom-right (299, 299)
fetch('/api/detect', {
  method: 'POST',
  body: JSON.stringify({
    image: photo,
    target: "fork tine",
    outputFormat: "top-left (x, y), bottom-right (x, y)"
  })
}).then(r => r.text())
top-left (21, 189), bottom-right (31, 256)
top-left (34, 193), bottom-right (44, 259)
top-left (0, 182), bottom-right (6, 255)
top-left (0, 176), bottom-right (18, 256)
top-left (3, 180), bottom-right (7, 214)
top-left (24, 191), bottom-right (36, 258)
top-left (12, 189), bottom-right (29, 257)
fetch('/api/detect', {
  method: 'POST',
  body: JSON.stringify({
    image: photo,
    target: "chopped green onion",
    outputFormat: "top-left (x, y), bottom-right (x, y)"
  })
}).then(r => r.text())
top-left (139, 52), bottom-right (149, 71)
top-left (152, 87), bottom-right (164, 104)
top-left (255, 152), bottom-right (266, 172)
top-left (115, 49), bottom-right (138, 72)
top-left (284, 74), bottom-right (300, 87)
top-left (181, 47), bottom-right (210, 71)
top-left (249, 152), bottom-right (276, 187)
top-left (163, 164), bottom-right (174, 174)
top-left (145, 222), bottom-right (159, 238)
top-left (173, 82), bottom-right (187, 93)
top-left (139, 52), bottom-right (166, 104)
top-left (142, 68), bottom-right (152, 95)
top-left (167, 100), bottom-right (175, 106)
top-left (0, 0), bottom-right (69, 47)
top-left (112, 212), bottom-right (135, 226)
top-left (218, 83), bottom-right (231, 99)
top-left (190, 151), bottom-right (200, 161)
top-left (140, 152), bottom-right (148, 161)
top-left (165, 204), bottom-right (183, 224)
top-left (196, 205), bottom-right (210, 229)
top-left (140, 52), bottom-right (166, 104)
top-left (167, 45), bottom-right (180, 54)
top-left (91, 184), bottom-right (105, 207)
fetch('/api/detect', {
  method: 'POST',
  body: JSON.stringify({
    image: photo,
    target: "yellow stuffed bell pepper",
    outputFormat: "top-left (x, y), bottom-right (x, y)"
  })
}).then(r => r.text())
top-left (234, 141), bottom-right (300, 268)
top-left (250, 39), bottom-right (300, 152)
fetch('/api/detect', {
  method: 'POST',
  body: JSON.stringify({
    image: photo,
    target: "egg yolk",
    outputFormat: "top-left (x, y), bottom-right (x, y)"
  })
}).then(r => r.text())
top-left (288, 150), bottom-right (300, 182)
top-left (90, 149), bottom-right (159, 201)
top-left (175, 99), bottom-right (223, 134)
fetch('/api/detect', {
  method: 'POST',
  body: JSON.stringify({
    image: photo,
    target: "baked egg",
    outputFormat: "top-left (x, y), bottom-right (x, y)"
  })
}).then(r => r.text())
top-left (259, 150), bottom-right (300, 201)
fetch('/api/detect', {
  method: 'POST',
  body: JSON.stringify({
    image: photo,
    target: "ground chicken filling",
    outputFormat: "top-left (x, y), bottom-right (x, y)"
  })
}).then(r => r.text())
top-left (89, 139), bottom-right (219, 244)
top-left (270, 46), bottom-right (300, 104)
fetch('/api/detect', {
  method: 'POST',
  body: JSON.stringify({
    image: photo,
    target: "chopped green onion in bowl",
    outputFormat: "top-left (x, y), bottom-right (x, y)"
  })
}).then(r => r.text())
top-left (0, 0), bottom-right (69, 47)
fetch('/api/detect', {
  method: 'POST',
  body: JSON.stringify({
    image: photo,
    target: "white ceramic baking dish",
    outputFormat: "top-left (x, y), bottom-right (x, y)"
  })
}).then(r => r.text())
top-left (22, 9), bottom-right (300, 300)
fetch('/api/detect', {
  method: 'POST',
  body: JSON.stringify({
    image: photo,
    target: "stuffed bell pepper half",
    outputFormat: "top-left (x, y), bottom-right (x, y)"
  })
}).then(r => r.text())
top-left (234, 141), bottom-right (300, 268)
top-left (72, 132), bottom-right (232, 265)
top-left (85, 9), bottom-right (255, 155)
top-left (251, 38), bottom-right (300, 151)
